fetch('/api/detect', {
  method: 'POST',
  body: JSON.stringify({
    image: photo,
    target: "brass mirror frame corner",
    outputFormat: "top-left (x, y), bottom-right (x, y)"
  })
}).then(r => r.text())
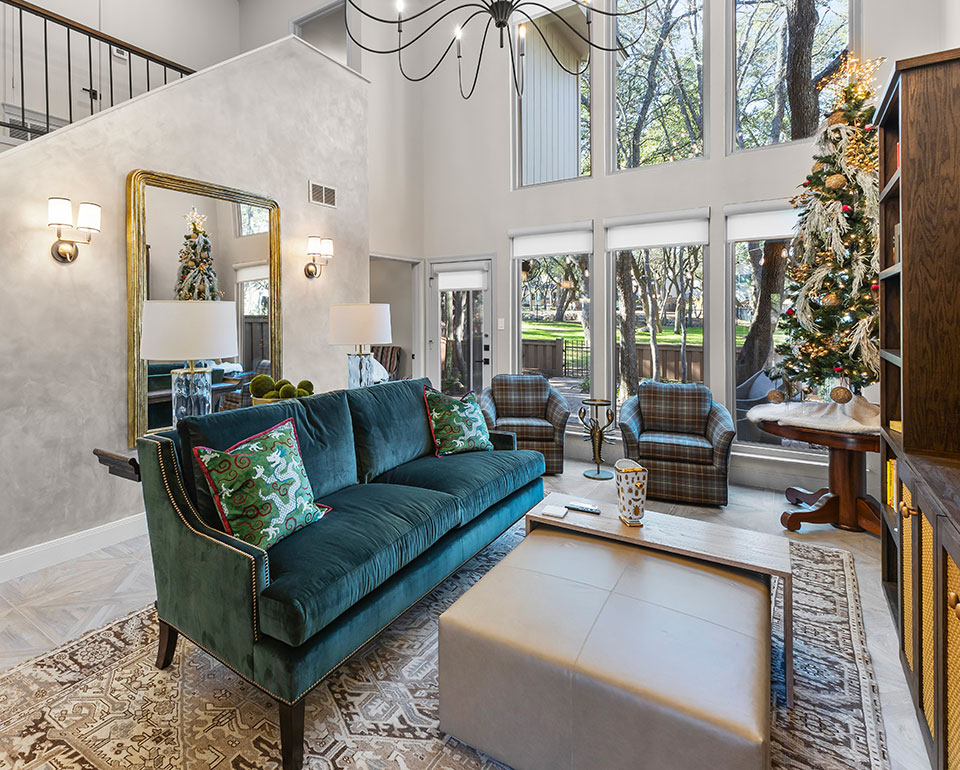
top-left (126, 169), bottom-right (283, 448)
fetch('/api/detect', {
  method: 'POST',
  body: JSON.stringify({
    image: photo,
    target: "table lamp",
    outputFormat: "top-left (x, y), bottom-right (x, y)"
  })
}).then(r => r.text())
top-left (141, 300), bottom-right (239, 426)
top-left (329, 303), bottom-right (392, 388)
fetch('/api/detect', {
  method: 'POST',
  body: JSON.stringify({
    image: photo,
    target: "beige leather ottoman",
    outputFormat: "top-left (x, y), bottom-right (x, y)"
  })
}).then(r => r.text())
top-left (439, 528), bottom-right (771, 770)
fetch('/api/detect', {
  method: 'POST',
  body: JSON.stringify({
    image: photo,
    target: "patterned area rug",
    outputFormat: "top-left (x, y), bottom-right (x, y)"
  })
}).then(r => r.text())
top-left (0, 525), bottom-right (888, 770)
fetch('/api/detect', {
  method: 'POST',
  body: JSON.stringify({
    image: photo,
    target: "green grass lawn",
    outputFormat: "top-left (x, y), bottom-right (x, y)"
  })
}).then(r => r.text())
top-left (521, 321), bottom-right (780, 348)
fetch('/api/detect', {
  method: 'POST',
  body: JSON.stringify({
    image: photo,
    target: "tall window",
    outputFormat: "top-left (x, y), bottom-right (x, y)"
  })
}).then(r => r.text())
top-left (613, 246), bottom-right (704, 403)
top-left (237, 203), bottom-right (269, 236)
top-left (519, 5), bottom-right (591, 185)
top-left (615, 0), bottom-right (704, 169)
top-left (519, 255), bottom-right (591, 423)
top-left (735, 0), bottom-right (849, 149)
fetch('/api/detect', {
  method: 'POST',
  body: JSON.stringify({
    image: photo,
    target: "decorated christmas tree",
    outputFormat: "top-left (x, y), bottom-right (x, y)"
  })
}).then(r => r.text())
top-left (175, 207), bottom-right (222, 300)
top-left (772, 56), bottom-right (883, 399)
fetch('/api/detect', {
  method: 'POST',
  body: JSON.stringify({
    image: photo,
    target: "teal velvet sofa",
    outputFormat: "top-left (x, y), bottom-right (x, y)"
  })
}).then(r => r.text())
top-left (136, 378), bottom-right (544, 770)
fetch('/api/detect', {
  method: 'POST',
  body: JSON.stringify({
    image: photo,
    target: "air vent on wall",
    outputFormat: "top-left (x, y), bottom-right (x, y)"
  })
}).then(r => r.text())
top-left (309, 181), bottom-right (337, 208)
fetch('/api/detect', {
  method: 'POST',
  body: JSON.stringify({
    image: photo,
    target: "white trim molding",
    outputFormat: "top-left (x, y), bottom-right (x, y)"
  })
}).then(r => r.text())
top-left (0, 512), bottom-right (147, 584)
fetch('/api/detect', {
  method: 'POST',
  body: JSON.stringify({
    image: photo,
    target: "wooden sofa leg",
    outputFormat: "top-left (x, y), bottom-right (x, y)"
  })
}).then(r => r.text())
top-left (156, 619), bottom-right (178, 669)
top-left (278, 697), bottom-right (306, 770)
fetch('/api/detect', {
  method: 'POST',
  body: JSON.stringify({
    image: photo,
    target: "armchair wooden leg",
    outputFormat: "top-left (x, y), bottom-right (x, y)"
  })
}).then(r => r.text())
top-left (156, 619), bottom-right (178, 670)
top-left (278, 697), bottom-right (306, 770)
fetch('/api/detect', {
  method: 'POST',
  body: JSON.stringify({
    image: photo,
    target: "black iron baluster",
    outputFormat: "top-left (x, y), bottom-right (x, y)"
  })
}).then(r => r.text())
top-left (128, 49), bottom-right (133, 100)
top-left (18, 8), bottom-right (25, 132)
top-left (87, 34), bottom-right (94, 115)
top-left (67, 28), bottom-right (73, 123)
top-left (43, 19), bottom-right (49, 133)
top-left (145, 57), bottom-right (150, 91)
top-left (109, 42), bottom-right (114, 107)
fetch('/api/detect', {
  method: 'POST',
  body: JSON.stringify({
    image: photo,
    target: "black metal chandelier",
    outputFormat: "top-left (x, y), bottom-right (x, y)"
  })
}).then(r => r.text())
top-left (345, 1), bottom-right (653, 99)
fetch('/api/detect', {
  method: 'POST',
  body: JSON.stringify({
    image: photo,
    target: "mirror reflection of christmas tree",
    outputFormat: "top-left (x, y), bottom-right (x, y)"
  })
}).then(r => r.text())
top-left (772, 56), bottom-right (883, 402)
top-left (175, 207), bottom-right (222, 300)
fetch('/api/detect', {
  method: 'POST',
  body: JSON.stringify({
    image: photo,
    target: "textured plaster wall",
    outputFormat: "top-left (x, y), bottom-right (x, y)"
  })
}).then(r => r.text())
top-left (0, 37), bottom-right (368, 556)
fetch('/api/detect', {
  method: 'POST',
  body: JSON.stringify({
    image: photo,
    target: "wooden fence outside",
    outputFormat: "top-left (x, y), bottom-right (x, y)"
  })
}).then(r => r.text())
top-left (522, 338), bottom-right (715, 382)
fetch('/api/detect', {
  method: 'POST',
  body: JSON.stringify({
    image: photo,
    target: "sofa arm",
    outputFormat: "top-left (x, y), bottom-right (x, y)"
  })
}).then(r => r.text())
top-left (618, 396), bottom-right (643, 454)
top-left (137, 434), bottom-right (269, 675)
top-left (489, 430), bottom-right (517, 451)
top-left (706, 401), bottom-right (736, 469)
top-left (545, 389), bottom-right (571, 442)
top-left (479, 386), bottom-right (497, 429)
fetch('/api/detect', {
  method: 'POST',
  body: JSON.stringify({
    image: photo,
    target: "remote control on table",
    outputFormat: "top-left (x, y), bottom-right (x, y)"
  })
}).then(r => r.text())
top-left (564, 501), bottom-right (601, 515)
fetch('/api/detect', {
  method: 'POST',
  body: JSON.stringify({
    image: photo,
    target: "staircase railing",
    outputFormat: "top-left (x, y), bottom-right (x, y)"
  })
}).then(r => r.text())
top-left (0, 0), bottom-right (194, 143)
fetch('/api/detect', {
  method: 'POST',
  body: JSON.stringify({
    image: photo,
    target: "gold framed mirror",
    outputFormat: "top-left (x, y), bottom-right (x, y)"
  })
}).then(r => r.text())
top-left (127, 170), bottom-right (282, 447)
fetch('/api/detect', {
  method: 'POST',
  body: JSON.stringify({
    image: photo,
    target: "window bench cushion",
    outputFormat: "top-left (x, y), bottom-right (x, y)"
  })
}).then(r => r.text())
top-left (375, 449), bottom-right (545, 526)
top-left (259, 483), bottom-right (460, 647)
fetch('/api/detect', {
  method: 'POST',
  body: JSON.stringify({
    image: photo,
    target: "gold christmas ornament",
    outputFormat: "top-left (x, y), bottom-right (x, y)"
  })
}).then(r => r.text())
top-left (821, 292), bottom-right (841, 306)
top-left (825, 173), bottom-right (848, 189)
top-left (827, 110), bottom-right (846, 126)
top-left (767, 390), bottom-right (786, 404)
top-left (812, 162), bottom-right (826, 173)
top-left (830, 386), bottom-right (853, 404)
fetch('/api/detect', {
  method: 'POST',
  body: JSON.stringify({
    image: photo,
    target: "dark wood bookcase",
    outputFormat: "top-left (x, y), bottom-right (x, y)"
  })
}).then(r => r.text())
top-left (876, 47), bottom-right (960, 770)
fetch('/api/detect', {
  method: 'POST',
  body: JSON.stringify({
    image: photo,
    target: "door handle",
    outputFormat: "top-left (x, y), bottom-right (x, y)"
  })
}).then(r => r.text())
top-left (949, 592), bottom-right (960, 620)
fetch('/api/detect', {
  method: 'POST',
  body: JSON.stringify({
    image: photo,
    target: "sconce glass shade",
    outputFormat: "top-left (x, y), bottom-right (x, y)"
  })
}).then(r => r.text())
top-left (47, 197), bottom-right (73, 227)
top-left (76, 202), bottom-right (101, 232)
top-left (307, 236), bottom-right (334, 258)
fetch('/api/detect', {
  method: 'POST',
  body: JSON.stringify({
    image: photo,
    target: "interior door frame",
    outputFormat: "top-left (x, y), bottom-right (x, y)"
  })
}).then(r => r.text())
top-left (427, 257), bottom-right (494, 392)
top-left (369, 253), bottom-right (426, 380)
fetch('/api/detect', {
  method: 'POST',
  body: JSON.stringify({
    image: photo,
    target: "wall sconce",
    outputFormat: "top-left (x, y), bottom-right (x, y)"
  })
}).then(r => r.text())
top-left (48, 197), bottom-right (101, 263)
top-left (304, 236), bottom-right (334, 278)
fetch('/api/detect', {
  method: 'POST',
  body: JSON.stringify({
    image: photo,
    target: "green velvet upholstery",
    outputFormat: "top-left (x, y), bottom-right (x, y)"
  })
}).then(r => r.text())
top-left (252, 478), bottom-right (544, 703)
top-left (375, 449), bottom-right (545, 526)
top-left (346, 378), bottom-right (434, 482)
top-left (259, 483), bottom-right (461, 647)
top-left (177, 391), bottom-right (357, 530)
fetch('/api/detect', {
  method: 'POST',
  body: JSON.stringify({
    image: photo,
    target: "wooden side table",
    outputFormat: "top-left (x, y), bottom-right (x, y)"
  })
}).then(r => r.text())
top-left (758, 420), bottom-right (882, 535)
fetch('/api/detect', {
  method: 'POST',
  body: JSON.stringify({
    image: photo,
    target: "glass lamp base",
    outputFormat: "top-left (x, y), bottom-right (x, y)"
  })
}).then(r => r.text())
top-left (346, 353), bottom-right (376, 389)
top-left (171, 368), bottom-right (213, 427)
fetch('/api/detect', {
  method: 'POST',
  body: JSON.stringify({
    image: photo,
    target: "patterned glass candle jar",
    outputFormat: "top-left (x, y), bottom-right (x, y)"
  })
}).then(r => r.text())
top-left (615, 459), bottom-right (649, 527)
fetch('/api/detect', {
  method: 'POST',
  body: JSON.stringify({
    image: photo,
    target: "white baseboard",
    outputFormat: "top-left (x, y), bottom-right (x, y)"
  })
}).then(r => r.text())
top-left (0, 512), bottom-right (147, 584)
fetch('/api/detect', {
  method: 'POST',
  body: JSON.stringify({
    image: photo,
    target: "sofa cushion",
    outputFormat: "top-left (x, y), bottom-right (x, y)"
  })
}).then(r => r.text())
top-left (492, 374), bottom-right (549, 418)
top-left (178, 391), bottom-right (358, 530)
top-left (637, 381), bottom-right (712, 435)
top-left (347, 379), bottom-right (435, 482)
top-left (424, 387), bottom-right (494, 456)
top-left (374, 449), bottom-right (545, 525)
top-left (259, 483), bottom-right (460, 646)
top-left (637, 431), bottom-right (713, 465)
top-left (495, 416), bottom-right (555, 441)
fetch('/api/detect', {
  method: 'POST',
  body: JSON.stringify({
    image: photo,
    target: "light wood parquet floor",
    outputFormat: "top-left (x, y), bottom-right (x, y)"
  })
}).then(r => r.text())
top-left (0, 460), bottom-right (928, 770)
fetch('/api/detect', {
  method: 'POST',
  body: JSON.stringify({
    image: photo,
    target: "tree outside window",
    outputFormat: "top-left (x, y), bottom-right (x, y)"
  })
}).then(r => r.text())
top-left (615, 0), bottom-right (703, 169)
top-left (614, 246), bottom-right (704, 404)
top-left (735, 0), bottom-right (848, 149)
top-left (237, 203), bottom-right (270, 237)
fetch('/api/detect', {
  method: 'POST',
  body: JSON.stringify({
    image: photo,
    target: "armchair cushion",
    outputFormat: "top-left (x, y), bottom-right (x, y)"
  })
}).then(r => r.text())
top-left (374, 449), bottom-right (545, 526)
top-left (637, 381), bottom-right (713, 435)
top-left (259, 483), bottom-right (460, 646)
top-left (495, 416), bottom-right (555, 441)
top-left (491, 374), bottom-right (549, 418)
top-left (636, 432), bottom-right (713, 465)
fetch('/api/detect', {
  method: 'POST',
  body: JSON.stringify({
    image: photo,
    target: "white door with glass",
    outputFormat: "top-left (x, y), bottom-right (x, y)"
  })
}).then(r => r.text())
top-left (427, 261), bottom-right (492, 395)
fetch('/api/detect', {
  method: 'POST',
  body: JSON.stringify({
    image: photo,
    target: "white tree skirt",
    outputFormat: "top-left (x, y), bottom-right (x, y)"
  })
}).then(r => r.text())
top-left (746, 395), bottom-right (880, 435)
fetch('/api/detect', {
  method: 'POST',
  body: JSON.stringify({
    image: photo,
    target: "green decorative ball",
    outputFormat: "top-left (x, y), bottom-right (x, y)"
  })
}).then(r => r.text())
top-left (250, 374), bottom-right (275, 398)
top-left (279, 383), bottom-right (297, 399)
top-left (296, 388), bottom-right (310, 398)
top-left (262, 390), bottom-right (280, 400)
top-left (275, 379), bottom-right (292, 391)
top-left (297, 380), bottom-right (314, 395)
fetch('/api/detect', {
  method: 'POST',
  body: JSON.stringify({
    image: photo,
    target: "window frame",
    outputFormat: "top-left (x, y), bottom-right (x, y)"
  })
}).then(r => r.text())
top-left (235, 202), bottom-right (270, 238)
top-left (605, 0), bottom-right (711, 177)
top-left (726, 0), bottom-right (861, 156)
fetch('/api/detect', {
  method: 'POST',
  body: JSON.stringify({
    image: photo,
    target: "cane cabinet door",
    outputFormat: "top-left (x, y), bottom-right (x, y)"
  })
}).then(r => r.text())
top-left (941, 517), bottom-right (960, 769)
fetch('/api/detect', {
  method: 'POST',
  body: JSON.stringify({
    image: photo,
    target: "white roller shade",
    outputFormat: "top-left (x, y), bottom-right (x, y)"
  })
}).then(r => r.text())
top-left (512, 229), bottom-right (593, 258)
top-left (726, 209), bottom-right (799, 242)
top-left (437, 270), bottom-right (488, 291)
top-left (606, 218), bottom-right (709, 251)
top-left (234, 262), bottom-right (269, 283)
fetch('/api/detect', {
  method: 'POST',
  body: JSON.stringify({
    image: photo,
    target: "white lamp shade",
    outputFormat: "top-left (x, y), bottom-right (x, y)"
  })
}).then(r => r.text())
top-left (140, 300), bottom-right (239, 361)
top-left (307, 236), bottom-right (334, 258)
top-left (47, 197), bottom-right (73, 227)
top-left (76, 202), bottom-right (101, 232)
top-left (329, 303), bottom-right (392, 346)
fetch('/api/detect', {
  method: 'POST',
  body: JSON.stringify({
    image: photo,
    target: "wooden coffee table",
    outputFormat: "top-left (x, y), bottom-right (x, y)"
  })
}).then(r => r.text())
top-left (526, 492), bottom-right (796, 707)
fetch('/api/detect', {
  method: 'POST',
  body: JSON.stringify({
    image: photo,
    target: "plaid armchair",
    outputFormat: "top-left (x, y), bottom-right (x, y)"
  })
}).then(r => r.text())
top-left (219, 360), bottom-right (272, 411)
top-left (619, 381), bottom-right (735, 506)
top-left (480, 374), bottom-right (570, 474)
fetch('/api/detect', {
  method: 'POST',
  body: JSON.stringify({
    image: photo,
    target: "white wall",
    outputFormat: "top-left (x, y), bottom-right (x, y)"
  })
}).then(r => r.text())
top-left (942, 0), bottom-right (960, 48)
top-left (370, 256), bottom-right (416, 379)
top-left (0, 37), bottom-right (368, 557)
